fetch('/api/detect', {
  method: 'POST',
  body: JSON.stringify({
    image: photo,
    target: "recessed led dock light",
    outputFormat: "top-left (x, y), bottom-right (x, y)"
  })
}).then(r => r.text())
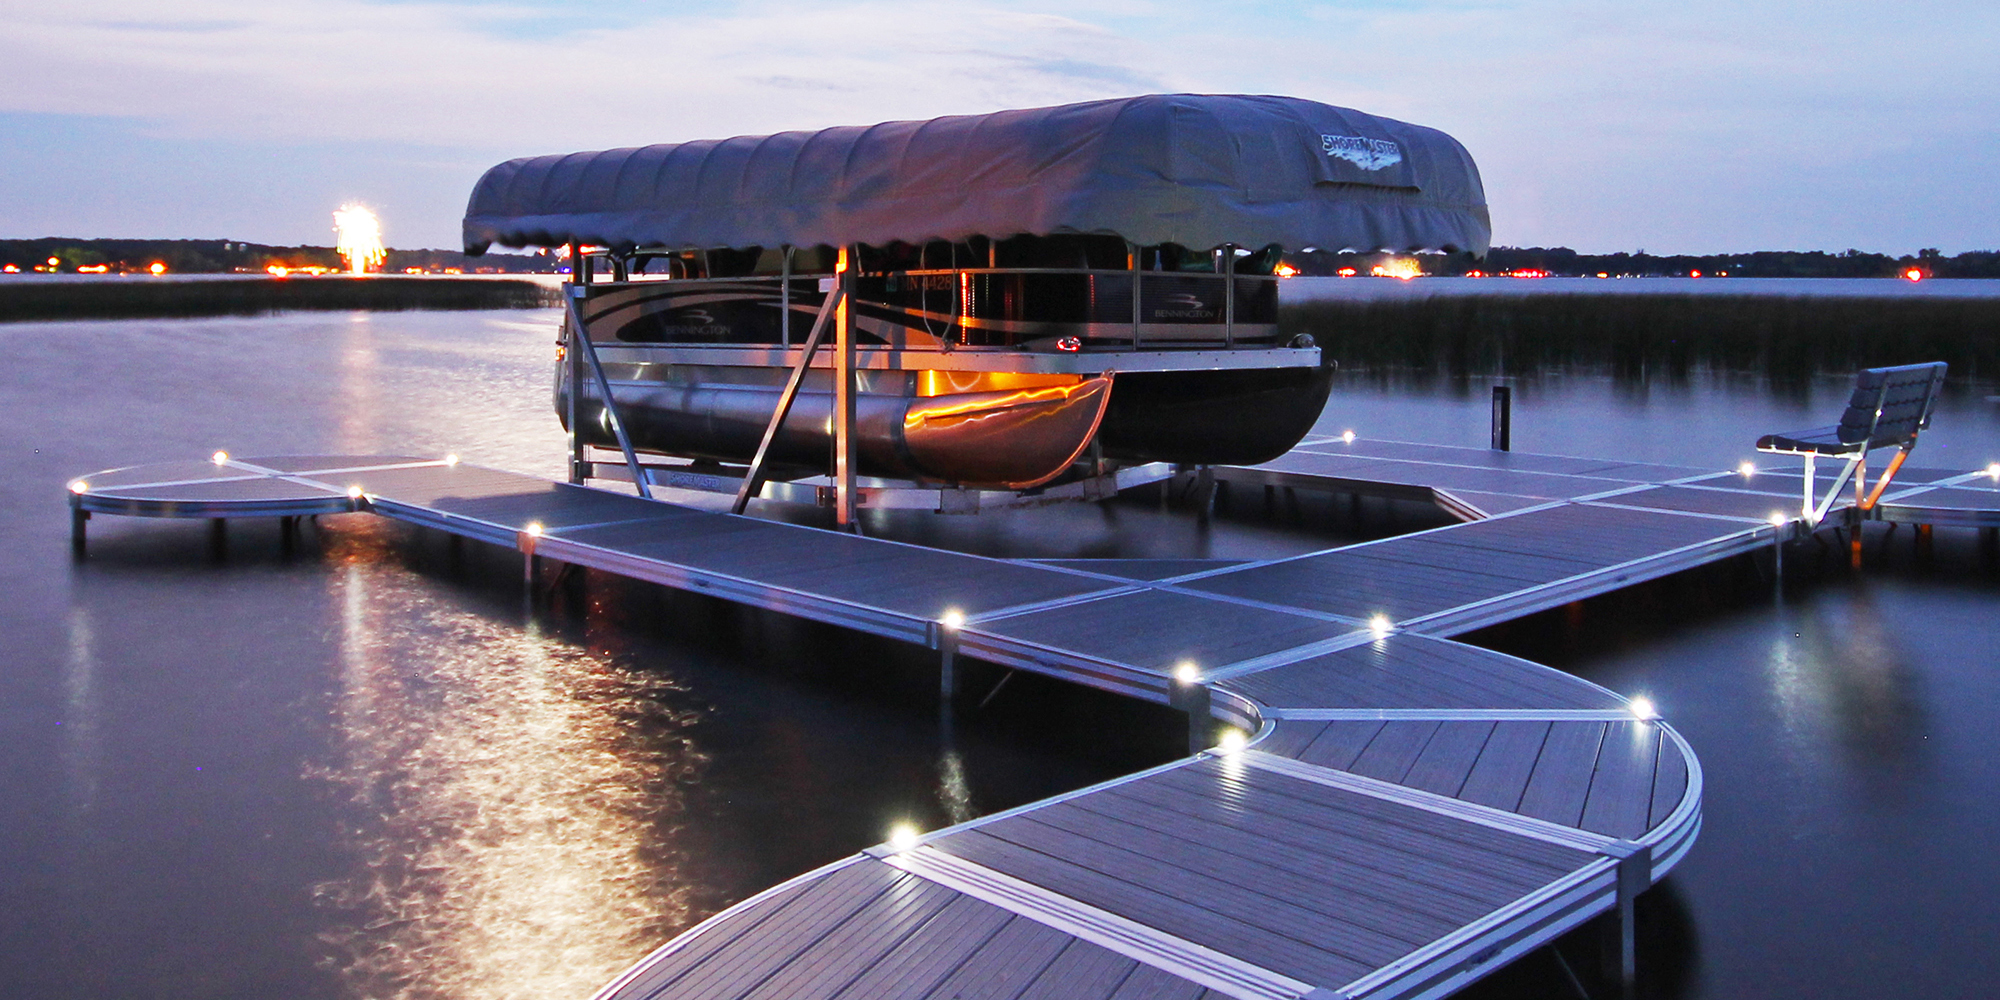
top-left (1218, 729), bottom-right (1247, 754)
top-left (525, 521), bottom-right (544, 537)
top-left (888, 823), bottom-right (919, 852)
top-left (1173, 661), bottom-right (1200, 684)
top-left (1629, 696), bottom-right (1658, 720)
top-left (1769, 512), bottom-right (1788, 527)
top-left (445, 454), bottom-right (460, 467)
top-left (1342, 430), bottom-right (1356, 444)
top-left (1988, 463), bottom-right (2000, 480)
top-left (212, 450), bottom-right (229, 466)
top-left (1737, 462), bottom-right (1756, 477)
top-left (68, 480), bottom-right (88, 494)
top-left (1368, 613), bottom-right (1392, 638)
top-left (940, 609), bottom-right (964, 630)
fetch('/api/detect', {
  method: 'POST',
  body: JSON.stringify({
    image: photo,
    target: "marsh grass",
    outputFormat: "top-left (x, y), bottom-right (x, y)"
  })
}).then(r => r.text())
top-left (1282, 293), bottom-right (2000, 388)
top-left (0, 276), bottom-right (559, 323)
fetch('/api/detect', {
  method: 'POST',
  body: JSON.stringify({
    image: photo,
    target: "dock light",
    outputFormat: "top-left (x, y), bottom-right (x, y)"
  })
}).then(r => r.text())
top-left (525, 521), bottom-right (544, 538)
top-left (1173, 661), bottom-right (1200, 685)
top-left (444, 453), bottom-right (460, 466)
top-left (888, 823), bottom-right (920, 852)
top-left (1342, 430), bottom-right (1356, 444)
top-left (346, 485), bottom-right (363, 500)
top-left (1630, 696), bottom-right (1659, 721)
top-left (1368, 613), bottom-right (1393, 638)
top-left (940, 609), bottom-right (964, 630)
top-left (212, 450), bottom-right (229, 465)
top-left (1987, 463), bottom-right (2000, 480)
top-left (1217, 729), bottom-right (1247, 754)
top-left (1737, 462), bottom-right (1756, 477)
top-left (69, 480), bottom-right (88, 495)
top-left (1769, 512), bottom-right (1788, 527)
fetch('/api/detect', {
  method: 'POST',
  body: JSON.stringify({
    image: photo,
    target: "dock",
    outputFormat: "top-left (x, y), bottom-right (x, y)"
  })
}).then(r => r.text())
top-left (66, 437), bottom-right (1999, 1000)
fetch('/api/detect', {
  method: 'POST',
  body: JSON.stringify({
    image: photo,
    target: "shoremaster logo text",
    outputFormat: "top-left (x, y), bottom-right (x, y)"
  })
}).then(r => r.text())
top-left (1320, 134), bottom-right (1402, 170)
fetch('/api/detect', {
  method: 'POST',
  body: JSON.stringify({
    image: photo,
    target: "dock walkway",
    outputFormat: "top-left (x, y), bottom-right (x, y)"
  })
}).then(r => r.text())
top-left (69, 436), bottom-right (1995, 1000)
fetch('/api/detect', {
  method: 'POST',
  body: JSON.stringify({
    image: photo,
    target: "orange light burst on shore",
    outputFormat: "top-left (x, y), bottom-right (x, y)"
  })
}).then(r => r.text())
top-left (149, 262), bottom-right (167, 276)
top-left (1274, 262), bottom-right (1300, 278)
top-left (1905, 268), bottom-right (1925, 282)
top-left (334, 204), bottom-right (386, 275)
top-left (1371, 258), bottom-right (1422, 280)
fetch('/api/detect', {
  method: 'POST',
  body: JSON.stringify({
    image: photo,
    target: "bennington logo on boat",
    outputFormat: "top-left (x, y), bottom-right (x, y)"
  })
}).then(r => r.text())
top-left (1320, 134), bottom-right (1402, 170)
top-left (662, 308), bottom-right (731, 338)
top-left (1153, 293), bottom-right (1216, 320)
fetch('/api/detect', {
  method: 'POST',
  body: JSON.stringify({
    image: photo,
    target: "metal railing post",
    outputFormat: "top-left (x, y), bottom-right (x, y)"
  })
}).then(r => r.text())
top-left (564, 288), bottom-right (650, 499)
top-left (834, 246), bottom-right (859, 529)
top-left (732, 286), bottom-right (845, 515)
top-left (1223, 245), bottom-right (1236, 348)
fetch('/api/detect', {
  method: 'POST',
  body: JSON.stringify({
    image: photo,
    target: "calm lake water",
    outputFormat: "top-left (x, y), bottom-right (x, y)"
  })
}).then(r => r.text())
top-left (3, 303), bottom-right (1997, 999)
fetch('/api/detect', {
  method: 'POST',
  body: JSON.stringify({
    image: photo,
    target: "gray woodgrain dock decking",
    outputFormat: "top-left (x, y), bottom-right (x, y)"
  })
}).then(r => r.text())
top-left (93, 433), bottom-right (1981, 999)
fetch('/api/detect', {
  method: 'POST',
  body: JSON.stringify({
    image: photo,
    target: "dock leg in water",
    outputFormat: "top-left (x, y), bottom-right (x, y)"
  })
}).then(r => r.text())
top-left (70, 504), bottom-right (88, 560)
top-left (938, 630), bottom-right (958, 708)
top-left (279, 516), bottom-right (297, 557)
top-left (208, 518), bottom-right (227, 559)
top-left (1600, 840), bottom-right (1651, 1000)
top-left (1171, 677), bottom-right (1212, 755)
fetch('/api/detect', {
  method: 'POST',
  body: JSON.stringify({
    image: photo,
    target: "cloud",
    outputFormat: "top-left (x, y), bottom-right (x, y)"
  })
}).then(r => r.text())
top-left (2, 0), bottom-right (1996, 250)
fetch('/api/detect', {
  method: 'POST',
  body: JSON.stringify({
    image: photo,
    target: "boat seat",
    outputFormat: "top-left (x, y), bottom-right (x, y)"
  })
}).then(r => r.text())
top-left (1757, 362), bottom-right (1947, 525)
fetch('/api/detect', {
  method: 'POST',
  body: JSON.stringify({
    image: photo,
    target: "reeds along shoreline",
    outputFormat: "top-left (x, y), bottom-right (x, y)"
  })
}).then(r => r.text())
top-left (1281, 293), bottom-right (2000, 391)
top-left (0, 276), bottom-right (560, 323)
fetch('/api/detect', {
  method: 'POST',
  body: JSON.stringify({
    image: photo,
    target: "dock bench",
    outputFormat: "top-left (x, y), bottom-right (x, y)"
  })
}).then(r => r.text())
top-left (1756, 362), bottom-right (1947, 526)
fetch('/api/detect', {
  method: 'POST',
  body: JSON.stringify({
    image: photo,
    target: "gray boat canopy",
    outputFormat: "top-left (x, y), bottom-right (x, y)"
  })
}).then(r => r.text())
top-left (463, 94), bottom-right (1489, 258)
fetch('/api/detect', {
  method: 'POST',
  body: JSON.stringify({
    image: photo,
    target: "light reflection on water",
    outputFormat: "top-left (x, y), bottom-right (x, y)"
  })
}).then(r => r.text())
top-left (1762, 593), bottom-right (1929, 802)
top-left (311, 530), bottom-right (704, 1000)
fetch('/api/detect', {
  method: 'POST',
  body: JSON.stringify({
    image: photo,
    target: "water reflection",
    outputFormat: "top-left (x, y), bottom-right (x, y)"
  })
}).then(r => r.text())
top-left (311, 529), bottom-right (705, 1000)
top-left (1764, 591), bottom-right (1929, 798)
top-left (61, 606), bottom-right (101, 823)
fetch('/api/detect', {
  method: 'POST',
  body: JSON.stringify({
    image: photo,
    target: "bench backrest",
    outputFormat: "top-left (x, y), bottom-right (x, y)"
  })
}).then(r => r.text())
top-left (1837, 362), bottom-right (1947, 450)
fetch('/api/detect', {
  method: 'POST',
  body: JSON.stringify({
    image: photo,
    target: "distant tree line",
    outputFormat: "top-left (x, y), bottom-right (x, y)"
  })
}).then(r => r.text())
top-left (0, 238), bottom-right (552, 274)
top-left (1295, 246), bottom-right (2000, 279)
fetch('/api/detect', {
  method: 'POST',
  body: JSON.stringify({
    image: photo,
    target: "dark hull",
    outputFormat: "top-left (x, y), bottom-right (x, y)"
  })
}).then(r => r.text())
top-left (1096, 366), bottom-right (1335, 466)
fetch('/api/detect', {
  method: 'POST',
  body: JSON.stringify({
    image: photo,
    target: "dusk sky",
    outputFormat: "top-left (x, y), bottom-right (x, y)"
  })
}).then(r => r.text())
top-left (4, 1), bottom-right (1994, 255)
